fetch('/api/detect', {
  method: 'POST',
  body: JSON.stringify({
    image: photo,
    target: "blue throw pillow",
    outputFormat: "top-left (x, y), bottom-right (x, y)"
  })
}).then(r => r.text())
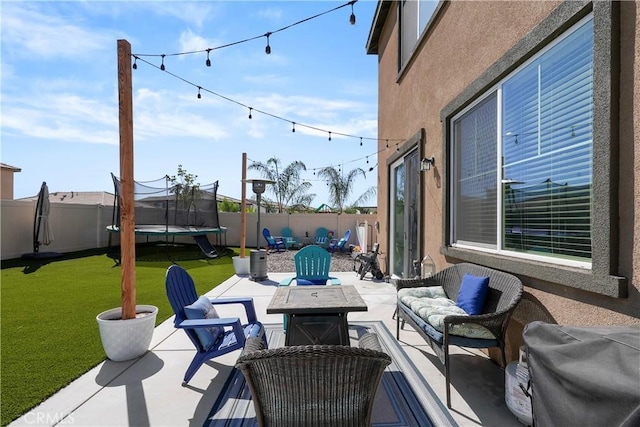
top-left (184, 296), bottom-right (224, 350)
top-left (456, 274), bottom-right (490, 315)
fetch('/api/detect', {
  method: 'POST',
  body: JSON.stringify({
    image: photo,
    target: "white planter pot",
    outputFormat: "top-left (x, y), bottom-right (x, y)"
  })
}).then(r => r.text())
top-left (96, 305), bottom-right (158, 362)
top-left (232, 256), bottom-right (250, 275)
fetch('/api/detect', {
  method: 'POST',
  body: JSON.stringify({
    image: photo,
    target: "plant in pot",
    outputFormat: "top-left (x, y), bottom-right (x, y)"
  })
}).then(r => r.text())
top-left (96, 39), bottom-right (158, 362)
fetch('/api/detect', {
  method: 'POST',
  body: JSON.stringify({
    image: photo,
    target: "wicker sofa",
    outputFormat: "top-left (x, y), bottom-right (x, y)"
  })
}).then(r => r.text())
top-left (395, 262), bottom-right (523, 408)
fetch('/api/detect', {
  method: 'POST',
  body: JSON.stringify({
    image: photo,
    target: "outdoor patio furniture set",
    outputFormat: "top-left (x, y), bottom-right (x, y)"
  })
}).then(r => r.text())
top-left (262, 227), bottom-right (352, 253)
top-left (166, 256), bottom-right (528, 423)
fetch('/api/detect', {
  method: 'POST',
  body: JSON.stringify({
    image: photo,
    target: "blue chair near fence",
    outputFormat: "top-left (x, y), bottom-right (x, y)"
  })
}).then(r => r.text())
top-left (314, 227), bottom-right (330, 249)
top-left (281, 227), bottom-right (300, 250)
top-left (329, 230), bottom-right (351, 253)
top-left (262, 228), bottom-right (285, 252)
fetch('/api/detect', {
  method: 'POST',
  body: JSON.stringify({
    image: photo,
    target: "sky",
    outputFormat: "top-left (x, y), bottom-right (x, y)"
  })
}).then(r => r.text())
top-left (1, 0), bottom-right (383, 207)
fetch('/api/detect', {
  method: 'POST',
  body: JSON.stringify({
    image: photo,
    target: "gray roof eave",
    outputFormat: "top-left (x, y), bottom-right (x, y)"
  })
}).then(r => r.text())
top-left (366, 1), bottom-right (393, 55)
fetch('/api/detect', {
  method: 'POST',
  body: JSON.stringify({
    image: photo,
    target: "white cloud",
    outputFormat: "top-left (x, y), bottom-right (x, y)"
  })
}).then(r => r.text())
top-left (179, 30), bottom-right (213, 53)
top-left (257, 7), bottom-right (283, 22)
top-left (150, 2), bottom-right (216, 29)
top-left (133, 87), bottom-right (230, 141)
top-left (1, 3), bottom-right (117, 60)
top-left (1, 91), bottom-right (118, 144)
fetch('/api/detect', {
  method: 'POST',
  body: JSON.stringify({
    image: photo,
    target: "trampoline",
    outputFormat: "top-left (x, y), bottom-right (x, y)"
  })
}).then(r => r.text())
top-left (107, 173), bottom-right (227, 258)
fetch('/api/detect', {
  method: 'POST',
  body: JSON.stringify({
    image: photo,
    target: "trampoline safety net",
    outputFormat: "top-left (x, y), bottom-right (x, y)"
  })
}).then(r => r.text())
top-left (110, 173), bottom-right (221, 230)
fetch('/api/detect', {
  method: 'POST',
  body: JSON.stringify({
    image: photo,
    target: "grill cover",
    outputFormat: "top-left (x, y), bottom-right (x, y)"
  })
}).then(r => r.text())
top-left (523, 321), bottom-right (640, 427)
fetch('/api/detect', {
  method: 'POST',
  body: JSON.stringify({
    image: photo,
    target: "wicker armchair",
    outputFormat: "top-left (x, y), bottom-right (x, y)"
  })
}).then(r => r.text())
top-left (395, 262), bottom-right (523, 408)
top-left (235, 333), bottom-right (392, 427)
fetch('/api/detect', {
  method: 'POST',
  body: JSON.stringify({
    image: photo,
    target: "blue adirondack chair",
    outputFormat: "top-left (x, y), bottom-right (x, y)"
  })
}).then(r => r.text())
top-left (262, 228), bottom-right (285, 252)
top-left (280, 227), bottom-right (300, 250)
top-left (165, 264), bottom-right (267, 386)
top-left (279, 245), bottom-right (341, 332)
top-left (329, 229), bottom-right (351, 253)
top-left (314, 227), bottom-right (330, 248)
top-left (280, 245), bottom-right (341, 286)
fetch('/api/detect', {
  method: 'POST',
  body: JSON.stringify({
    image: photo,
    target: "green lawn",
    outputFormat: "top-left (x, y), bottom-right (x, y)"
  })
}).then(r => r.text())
top-left (0, 244), bottom-right (238, 426)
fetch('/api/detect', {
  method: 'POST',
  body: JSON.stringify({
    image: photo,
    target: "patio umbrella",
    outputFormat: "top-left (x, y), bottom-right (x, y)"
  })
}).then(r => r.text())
top-left (23, 182), bottom-right (61, 260)
top-left (34, 182), bottom-right (55, 251)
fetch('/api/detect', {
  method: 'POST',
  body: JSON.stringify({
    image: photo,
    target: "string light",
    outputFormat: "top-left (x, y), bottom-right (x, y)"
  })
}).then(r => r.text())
top-left (132, 54), bottom-right (406, 147)
top-left (133, 1), bottom-right (359, 63)
top-left (349, 1), bottom-right (356, 25)
top-left (265, 33), bottom-right (271, 54)
top-left (248, 147), bottom-right (388, 190)
top-left (197, 86), bottom-right (201, 99)
top-left (160, 54), bottom-right (166, 71)
top-left (205, 49), bottom-right (211, 67)
top-left (292, 122), bottom-right (296, 133)
top-left (132, 56), bottom-right (138, 69)
top-left (360, 137), bottom-right (363, 146)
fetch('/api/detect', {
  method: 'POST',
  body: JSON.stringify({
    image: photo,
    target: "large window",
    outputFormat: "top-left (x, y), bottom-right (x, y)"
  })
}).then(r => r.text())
top-left (451, 15), bottom-right (593, 267)
top-left (399, 0), bottom-right (439, 69)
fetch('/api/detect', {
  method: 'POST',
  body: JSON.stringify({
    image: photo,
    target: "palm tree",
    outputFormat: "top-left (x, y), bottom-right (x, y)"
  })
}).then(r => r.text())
top-left (248, 158), bottom-right (315, 213)
top-left (317, 166), bottom-right (376, 213)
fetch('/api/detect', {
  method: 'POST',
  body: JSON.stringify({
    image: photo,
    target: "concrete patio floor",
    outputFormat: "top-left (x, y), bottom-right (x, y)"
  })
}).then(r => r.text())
top-left (10, 271), bottom-right (522, 427)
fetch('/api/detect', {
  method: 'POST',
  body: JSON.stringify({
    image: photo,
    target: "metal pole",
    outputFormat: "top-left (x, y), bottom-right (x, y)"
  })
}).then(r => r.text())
top-left (256, 193), bottom-right (261, 249)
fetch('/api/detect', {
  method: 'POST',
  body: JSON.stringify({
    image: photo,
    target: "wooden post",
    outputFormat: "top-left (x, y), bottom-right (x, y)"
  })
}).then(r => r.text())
top-left (240, 153), bottom-right (247, 258)
top-left (117, 39), bottom-right (136, 320)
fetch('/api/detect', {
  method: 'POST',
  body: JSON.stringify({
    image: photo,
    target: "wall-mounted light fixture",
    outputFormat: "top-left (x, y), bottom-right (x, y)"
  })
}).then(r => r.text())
top-left (420, 157), bottom-right (435, 172)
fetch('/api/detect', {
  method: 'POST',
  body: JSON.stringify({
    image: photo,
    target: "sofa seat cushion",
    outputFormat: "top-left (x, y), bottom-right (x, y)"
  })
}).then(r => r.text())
top-left (398, 287), bottom-right (495, 340)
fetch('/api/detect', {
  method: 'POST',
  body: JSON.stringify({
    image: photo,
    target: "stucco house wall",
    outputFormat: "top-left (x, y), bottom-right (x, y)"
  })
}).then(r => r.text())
top-left (367, 0), bottom-right (639, 361)
top-left (1, 163), bottom-right (21, 200)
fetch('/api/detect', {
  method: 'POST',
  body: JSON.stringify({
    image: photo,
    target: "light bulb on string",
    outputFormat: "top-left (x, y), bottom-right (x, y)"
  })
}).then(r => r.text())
top-left (292, 122), bottom-right (296, 133)
top-left (205, 49), bottom-right (211, 67)
top-left (197, 87), bottom-right (202, 99)
top-left (248, 107), bottom-right (253, 119)
top-left (349, 2), bottom-right (356, 25)
top-left (366, 156), bottom-right (369, 164)
top-left (132, 56), bottom-right (137, 69)
top-left (396, 143), bottom-right (400, 152)
top-left (265, 33), bottom-right (271, 54)
top-left (360, 137), bottom-right (363, 146)
top-left (385, 139), bottom-right (389, 150)
top-left (328, 131), bottom-right (332, 141)
top-left (160, 54), bottom-right (166, 71)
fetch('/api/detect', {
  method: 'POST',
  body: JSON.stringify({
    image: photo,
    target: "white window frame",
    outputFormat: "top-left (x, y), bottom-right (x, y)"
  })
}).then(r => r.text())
top-left (449, 14), bottom-right (594, 270)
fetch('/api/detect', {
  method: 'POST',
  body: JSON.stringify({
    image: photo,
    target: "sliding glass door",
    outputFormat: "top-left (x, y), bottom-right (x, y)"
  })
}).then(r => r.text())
top-left (389, 149), bottom-right (420, 278)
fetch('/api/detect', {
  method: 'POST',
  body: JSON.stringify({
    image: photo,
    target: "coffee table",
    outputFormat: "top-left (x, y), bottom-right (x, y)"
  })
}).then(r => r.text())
top-left (267, 285), bottom-right (368, 346)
